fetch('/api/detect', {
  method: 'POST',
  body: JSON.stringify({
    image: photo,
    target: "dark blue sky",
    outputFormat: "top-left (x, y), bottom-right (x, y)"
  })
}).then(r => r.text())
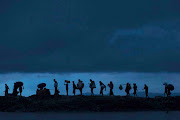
top-left (1, 0), bottom-right (180, 73)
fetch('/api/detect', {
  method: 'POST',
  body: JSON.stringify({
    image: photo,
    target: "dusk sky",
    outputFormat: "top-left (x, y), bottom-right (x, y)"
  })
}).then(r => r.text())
top-left (0, 1), bottom-right (180, 96)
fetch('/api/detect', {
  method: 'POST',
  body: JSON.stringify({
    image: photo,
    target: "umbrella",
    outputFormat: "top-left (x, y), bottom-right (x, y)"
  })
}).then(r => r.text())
top-left (37, 83), bottom-right (46, 88)
top-left (15, 82), bottom-right (23, 87)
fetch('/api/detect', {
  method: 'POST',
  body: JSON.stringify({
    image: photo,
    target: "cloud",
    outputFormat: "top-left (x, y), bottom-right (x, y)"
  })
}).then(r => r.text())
top-left (0, 0), bottom-right (180, 73)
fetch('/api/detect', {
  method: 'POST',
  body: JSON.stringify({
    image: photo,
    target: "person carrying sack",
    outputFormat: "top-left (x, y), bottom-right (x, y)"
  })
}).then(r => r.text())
top-left (89, 79), bottom-right (96, 96)
top-left (77, 79), bottom-right (84, 96)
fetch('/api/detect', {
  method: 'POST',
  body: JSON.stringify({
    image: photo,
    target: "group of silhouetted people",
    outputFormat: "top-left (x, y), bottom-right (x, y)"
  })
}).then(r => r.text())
top-left (3, 79), bottom-right (174, 98)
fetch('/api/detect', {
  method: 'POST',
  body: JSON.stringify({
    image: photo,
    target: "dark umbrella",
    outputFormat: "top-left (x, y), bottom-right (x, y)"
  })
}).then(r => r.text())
top-left (38, 83), bottom-right (46, 89)
top-left (15, 82), bottom-right (23, 87)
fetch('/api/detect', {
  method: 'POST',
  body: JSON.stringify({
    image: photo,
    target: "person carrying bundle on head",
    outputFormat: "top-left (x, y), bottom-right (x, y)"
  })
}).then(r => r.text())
top-left (89, 79), bottom-right (96, 96)
top-left (99, 81), bottom-right (106, 96)
top-left (13, 82), bottom-right (23, 96)
top-left (108, 81), bottom-right (114, 96)
top-left (64, 80), bottom-right (70, 96)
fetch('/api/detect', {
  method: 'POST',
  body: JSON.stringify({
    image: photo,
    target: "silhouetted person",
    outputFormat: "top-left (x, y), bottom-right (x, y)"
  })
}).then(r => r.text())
top-left (143, 84), bottom-right (149, 98)
top-left (125, 83), bottom-right (131, 96)
top-left (64, 80), bottom-right (70, 96)
top-left (72, 81), bottom-right (77, 96)
top-left (5, 84), bottom-right (9, 96)
top-left (89, 79), bottom-right (96, 96)
top-left (99, 81), bottom-right (106, 96)
top-left (77, 79), bottom-right (84, 96)
top-left (54, 79), bottom-right (59, 95)
top-left (133, 83), bottom-right (137, 97)
top-left (108, 81), bottom-right (114, 96)
top-left (13, 83), bottom-right (18, 96)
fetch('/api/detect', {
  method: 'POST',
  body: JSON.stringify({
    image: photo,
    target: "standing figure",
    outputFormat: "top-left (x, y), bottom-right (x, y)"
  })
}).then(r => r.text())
top-left (108, 81), bottom-right (114, 96)
top-left (143, 84), bottom-right (149, 98)
top-left (125, 83), bottom-right (131, 96)
top-left (64, 80), bottom-right (70, 96)
top-left (54, 79), bottom-right (59, 95)
top-left (5, 84), bottom-right (9, 96)
top-left (77, 79), bottom-right (84, 96)
top-left (99, 81), bottom-right (106, 96)
top-left (13, 83), bottom-right (18, 96)
top-left (133, 83), bottom-right (137, 97)
top-left (89, 79), bottom-right (96, 96)
top-left (72, 81), bottom-right (77, 96)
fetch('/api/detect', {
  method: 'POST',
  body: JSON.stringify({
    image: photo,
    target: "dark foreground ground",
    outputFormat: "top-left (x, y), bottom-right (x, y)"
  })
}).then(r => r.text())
top-left (0, 95), bottom-right (180, 112)
top-left (0, 112), bottom-right (180, 120)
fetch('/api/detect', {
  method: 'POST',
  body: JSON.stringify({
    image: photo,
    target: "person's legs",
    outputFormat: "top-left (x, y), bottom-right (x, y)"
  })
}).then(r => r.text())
top-left (91, 88), bottom-right (93, 96)
top-left (110, 89), bottom-right (111, 96)
top-left (100, 87), bottom-right (103, 96)
top-left (55, 87), bottom-right (57, 95)
top-left (110, 89), bottom-right (113, 96)
top-left (127, 90), bottom-right (129, 96)
top-left (67, 89), bottom-right (68, 96)
top-left (146, 91), bottom-right (148, 98)
top-left (5, 91), bottom-right (8, 96)
top-left (80, 88), bottom-right (82, 96)
top-left (73, 88), bottom-right (75, 96)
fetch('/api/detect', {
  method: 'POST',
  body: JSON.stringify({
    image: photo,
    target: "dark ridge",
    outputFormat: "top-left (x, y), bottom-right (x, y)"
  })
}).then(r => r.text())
top-left (0, 95), bottom-right (180, 112)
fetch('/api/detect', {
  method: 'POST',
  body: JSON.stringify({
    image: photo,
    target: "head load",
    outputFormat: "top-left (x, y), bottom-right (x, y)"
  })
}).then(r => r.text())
top-left (38, 83), bottom-right (46, 89)
top-left (167, 84), bottom-right (174, 91)
top-left (65, 80), bottom-right (70, 83)
top-left (14, 81), bottom-right (23, 88)
top-left (163, 83), bottom-right (174, 91)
